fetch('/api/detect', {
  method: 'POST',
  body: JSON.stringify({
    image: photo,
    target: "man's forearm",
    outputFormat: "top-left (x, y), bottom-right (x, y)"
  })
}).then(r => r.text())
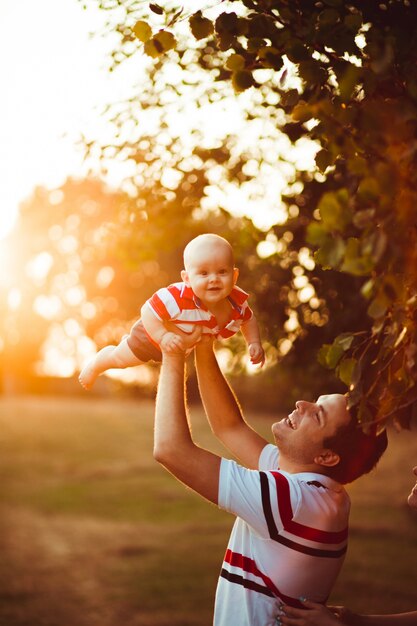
top-left (154, 353), bottom-right (192, 459)
top-left (153, 351), bottom-right (221, 504)
top-left (194, 341), bottom-right (267, 468)
top-left (195, 341), bottom-right (246, 434)
top-left (358, 613), bottom-right (417, 626)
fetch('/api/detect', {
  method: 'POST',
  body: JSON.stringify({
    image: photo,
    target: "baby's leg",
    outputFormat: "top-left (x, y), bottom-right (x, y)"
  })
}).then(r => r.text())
top-left (78, 339), bottom-right (143, 390)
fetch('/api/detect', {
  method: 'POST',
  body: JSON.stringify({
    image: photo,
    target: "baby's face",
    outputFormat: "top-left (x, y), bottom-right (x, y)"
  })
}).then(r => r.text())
top-left (181, 241), bottom-right (238, 307)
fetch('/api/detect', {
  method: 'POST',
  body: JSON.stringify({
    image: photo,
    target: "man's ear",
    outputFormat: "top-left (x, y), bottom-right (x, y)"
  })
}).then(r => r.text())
top-left (233, 267), bottom-right (239, 285)
top-left (181, 269), bottom-right (190, 285)
top-left (314, 449), bottom-right (340, 468)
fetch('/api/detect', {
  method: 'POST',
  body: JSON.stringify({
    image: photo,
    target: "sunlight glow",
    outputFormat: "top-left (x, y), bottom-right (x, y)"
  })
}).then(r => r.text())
top-left (0, 0), bottom-right (322, 380)
top-left (25, 252), bottom-right (54, 285)
top-left (7, 288), bottom-right (21, 311)
top-left (33, 295), bottom-right (62, 320)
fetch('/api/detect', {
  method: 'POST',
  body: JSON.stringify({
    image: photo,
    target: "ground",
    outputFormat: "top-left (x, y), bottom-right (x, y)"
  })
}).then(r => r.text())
top-left (0, 395), bottom-right (416, 626)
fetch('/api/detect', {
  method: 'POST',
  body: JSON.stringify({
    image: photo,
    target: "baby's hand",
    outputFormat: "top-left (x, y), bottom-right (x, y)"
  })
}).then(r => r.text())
top-left (249, 342), bottom-right (265, 366)
top-left (160, 332), bottom-right (186, 353)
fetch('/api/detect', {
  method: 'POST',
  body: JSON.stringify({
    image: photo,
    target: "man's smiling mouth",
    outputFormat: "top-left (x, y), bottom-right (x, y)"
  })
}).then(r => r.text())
top-left (286, 415), bottom-right (297, 429)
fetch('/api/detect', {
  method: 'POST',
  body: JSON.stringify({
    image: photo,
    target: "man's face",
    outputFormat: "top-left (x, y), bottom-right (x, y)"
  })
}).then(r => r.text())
top-left (271, 394), bottom-right (350, 466)
top-left (407, 466), bottom-right (417, 509)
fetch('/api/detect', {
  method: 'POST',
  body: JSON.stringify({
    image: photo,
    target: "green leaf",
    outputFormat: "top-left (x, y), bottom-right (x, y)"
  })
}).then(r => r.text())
top-left (360, 278), bottom-right (374, 299)
top-left (344, 13), bottom-right (363, 32)
top-left (226, 54), bottom-right (245, 71)
top-left (215, 12), bottom-right (239, 35)
top-left (306, 222), bottom-right (328, 246)
top-left (286, 40), bottom-right (309, 63)
top-left (318, 191), bottom-right (351, 232)
top-left (298, 60), bottom-right (326, 86)
top-left (314, 236), bottom-right (345, 269)
top-left (338, 357), bottom-right (357, 386)
top-left (149, 3), bottom-right (164, 15)
top-left (247, 37), bottom-right (267, 53)
top-left (292, 102), bottom-right (313, 123)
top-left (144, 31), bottom-right (176, 57)
top-left (232, 70), bottom-right (255, 92)
top-left (318, 9), bottom-right (341, 27)
top-left (326, 343), bottom-right (345, 368)
top-left (341, 238), bottom-right (374, 276)
top-left (154, 31), bottom-right (176, 52)
top-left (353, 208), bottom-right (375, 229)
top-left (315, 149), bottom-right (333, 172)
top-left (144, 38), bottom-right (161, 58)
top-left (258, 46), bottom-right (283, 70)
top-left (367, 295), bottom-right (388, 319)
top-left (133, 20), bottom-right (152, 43)
top-left (334, 333), bottom-right (354, 350)
top-left (189, 14), bottom-right (214, 40)
top-left (338, 65), bottom-right (361, 102)
top-left (317, 344), bottom-right (332, 368)
top-left (357, 177), bottom-right (380, 202)
top-left (281, 89), bottom-right (300, 108)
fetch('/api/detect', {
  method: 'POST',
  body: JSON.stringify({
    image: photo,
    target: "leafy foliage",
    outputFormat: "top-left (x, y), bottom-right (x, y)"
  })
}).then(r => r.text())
top-left (76, 0), bottom-right (417, 429)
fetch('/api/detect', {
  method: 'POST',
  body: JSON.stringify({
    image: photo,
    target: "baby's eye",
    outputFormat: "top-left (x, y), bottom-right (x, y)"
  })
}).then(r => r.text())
top-left (219, 269), bottom-right (227, 275)
top-left (200, 271), bottom-right (208, 276)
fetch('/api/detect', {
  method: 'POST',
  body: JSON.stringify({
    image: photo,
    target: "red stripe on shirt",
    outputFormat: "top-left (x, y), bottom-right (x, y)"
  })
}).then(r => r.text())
top-left (271, 472), bottom-right (348, 543)
top-left (224, 549), bottom-right (304, 608)
top-left (148, 292), bottom-right (173, 321)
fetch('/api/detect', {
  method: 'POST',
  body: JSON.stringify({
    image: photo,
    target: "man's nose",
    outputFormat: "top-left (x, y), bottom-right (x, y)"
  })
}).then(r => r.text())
top-left (296, 400), bottom-right (310, 412)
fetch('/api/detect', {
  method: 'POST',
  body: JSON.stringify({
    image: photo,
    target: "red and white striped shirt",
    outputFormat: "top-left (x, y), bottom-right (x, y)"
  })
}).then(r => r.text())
top-left (215, 444), bottom-right (350, 626)
top-left (143, 282), bottom-right (253, 339)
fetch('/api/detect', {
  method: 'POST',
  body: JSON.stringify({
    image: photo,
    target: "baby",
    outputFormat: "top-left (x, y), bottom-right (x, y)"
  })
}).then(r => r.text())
top-left (79, 233), bottom-right (265, 389)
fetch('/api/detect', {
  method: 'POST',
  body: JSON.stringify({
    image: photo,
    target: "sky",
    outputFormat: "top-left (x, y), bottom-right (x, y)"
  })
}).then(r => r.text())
top-left (0, 0), bottom-right (136, 240)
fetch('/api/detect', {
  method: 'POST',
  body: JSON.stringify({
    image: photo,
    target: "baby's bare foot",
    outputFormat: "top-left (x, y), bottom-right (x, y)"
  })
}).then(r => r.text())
top-left (78, 360), bottom-right (99, 390)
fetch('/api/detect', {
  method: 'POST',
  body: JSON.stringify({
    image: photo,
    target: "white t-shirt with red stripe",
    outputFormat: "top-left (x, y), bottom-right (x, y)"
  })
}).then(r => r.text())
top-left (215, 444), bottom-right (350, 626)
top-left (143, 282), bottom-right (253, 339)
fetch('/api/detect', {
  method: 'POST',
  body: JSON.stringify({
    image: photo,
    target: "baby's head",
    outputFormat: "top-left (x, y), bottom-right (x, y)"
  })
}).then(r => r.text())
top-left (183, 234), bottom-right (234, 269)
top-left (181, 234), bottom-right (238, 305)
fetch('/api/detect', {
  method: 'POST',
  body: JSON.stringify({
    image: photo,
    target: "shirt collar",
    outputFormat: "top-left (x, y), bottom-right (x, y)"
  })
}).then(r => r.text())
top-left (180, 283), bottom-right (205, 309)
top-left (179, 283), bottom-right (249, 312)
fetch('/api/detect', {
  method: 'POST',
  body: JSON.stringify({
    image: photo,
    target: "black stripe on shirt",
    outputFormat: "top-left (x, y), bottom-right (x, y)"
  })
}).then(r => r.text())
top-left (260, 471), bottom-right (280, 540)
top-left (272, 531), bottom-right (347, 558)
top-left (259, 472), bottom-right (347, 559)
top-left (220, 569), bottom-right (275, 598)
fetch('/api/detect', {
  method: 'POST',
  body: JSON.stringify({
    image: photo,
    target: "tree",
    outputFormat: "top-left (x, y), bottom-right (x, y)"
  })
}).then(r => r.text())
top-left (79, 0), bottom-right (417, 428)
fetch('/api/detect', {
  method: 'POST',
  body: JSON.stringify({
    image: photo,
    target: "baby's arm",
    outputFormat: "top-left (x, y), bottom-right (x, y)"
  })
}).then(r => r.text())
top-left (240, 315), bottom-right (265, 366)
top-left (141, 304), bottom-right (186, 353)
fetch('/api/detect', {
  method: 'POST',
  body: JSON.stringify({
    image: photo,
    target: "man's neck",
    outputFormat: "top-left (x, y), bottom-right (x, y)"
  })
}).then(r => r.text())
top-left (277, 456), bottom-right (327, 476)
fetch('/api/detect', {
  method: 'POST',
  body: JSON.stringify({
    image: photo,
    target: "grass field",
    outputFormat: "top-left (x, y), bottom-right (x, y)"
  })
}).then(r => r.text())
top-left (0, 394), bottom-right (416, 626)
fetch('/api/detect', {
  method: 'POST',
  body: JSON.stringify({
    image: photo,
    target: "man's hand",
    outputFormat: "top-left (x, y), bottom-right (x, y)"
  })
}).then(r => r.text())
top-left (280, 600), bottom-right (361, 625)
top-left (159, 331), bottom-right (186, 353)
top-left (160, 327), bottom-right (202, 354)
top-left (249, 342), bottom-right (265, 366)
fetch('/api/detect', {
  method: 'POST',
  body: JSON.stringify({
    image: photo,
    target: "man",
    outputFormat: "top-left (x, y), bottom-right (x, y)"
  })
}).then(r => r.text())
top-left (153, 334), bottom-right (388, 626)
top-left (280, 466), bottom-right (417, 626)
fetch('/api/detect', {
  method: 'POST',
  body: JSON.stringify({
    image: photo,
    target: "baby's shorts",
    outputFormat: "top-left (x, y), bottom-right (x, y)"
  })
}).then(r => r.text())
top-left (126, 319), bottom-right (162, 363)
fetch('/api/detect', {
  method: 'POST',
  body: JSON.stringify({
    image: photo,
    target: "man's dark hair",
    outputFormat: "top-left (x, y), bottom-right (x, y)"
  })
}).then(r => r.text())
top-left (323, 412), bottom-right (388, 484)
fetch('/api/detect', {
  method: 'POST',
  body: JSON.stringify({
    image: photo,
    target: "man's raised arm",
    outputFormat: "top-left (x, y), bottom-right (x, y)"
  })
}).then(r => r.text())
top-left (153, 348), bottom-right (221, 504)
top-left (194, 339), bottom-right (268, 469)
